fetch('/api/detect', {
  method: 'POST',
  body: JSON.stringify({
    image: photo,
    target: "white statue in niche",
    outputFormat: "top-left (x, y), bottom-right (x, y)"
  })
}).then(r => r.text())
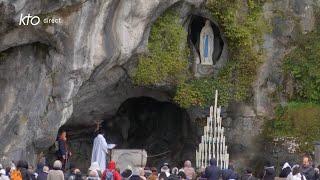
top-left (199, 20), bottom-right (214, 65)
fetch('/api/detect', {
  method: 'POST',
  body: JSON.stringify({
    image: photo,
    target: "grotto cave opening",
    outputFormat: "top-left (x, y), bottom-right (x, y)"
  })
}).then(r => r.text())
top-left (46, 96), bottom-right (198, 171)
top-left (188, 15), bottom-right (224, 63)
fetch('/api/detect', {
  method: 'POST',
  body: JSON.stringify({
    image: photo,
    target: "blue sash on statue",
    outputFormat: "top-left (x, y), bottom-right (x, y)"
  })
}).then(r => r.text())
top-left (204, 35), bottom-right (209, 58)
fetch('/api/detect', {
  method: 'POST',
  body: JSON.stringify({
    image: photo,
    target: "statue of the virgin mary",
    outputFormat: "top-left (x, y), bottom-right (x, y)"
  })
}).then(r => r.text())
top-left (199, 20), bottom-right (214, 65)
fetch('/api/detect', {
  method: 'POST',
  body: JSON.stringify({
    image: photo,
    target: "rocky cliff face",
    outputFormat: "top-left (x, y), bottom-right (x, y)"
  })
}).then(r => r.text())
top-left (0, 0), bottom-right (203, 164)
top-left (0, 0), bottom-right (317, 169)
top-left (226, 0), bottom-right (317, 168)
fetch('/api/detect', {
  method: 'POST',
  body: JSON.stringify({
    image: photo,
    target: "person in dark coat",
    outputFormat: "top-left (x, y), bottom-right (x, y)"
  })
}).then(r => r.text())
top-left (121, 169), bottom-right (133, 179)
top-left (241, 168), bottom-right (257, 180)
top-left (159, 172), bottom-right (169, 180)
top-left (301, 156), bottom-right (317, 180)
top-left (35, 163), bottom-right (44, 176)
top-left (178, 171), bottom-right (187, 180)
top-left (168, 167), bottom-right (180, 180)
top-left (222, 165), bottom-right (239, 180)
top-left (203, 159), bottom-right (222, 180)
top-left (262, 162), bottom-right (275, 180)
top-left (56, 130), bottom-right (72, 169)
top-left (37, 166), bottom-right (49, 180)
top-left (279, 162), bottom-right (291, 178)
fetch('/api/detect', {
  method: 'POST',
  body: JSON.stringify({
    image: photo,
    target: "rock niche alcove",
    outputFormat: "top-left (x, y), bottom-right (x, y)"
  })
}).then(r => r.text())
top-left (188, 14), bottom-right (226, 77)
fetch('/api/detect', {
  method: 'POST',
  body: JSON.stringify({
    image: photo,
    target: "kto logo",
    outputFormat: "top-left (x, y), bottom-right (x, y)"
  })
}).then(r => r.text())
top-left (19, 14), bottom-right (40, 25)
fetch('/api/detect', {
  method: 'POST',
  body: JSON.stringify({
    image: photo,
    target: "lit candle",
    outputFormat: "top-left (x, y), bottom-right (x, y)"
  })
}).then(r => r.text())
top-left (212, 136), bottom-right (215, 159)
top-left (208, 136), bottom-right (211, 161)
top-left (196, 150), bottom-right (198, 168)
top-left (195, 91), bottom-right (229, 169)
top-left (204, 130), bottom-right (207, 166)
top-left (214, 90), bottom-right (218, 120)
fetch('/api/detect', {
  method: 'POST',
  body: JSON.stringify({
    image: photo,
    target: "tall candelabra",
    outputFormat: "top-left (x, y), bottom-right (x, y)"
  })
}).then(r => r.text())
top-left (195, 90), bottom-right (229, 169)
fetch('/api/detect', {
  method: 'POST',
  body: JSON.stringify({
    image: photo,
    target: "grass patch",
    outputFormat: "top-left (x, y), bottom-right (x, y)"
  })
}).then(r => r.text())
top-left (265, 102), bottom-right (320, 152)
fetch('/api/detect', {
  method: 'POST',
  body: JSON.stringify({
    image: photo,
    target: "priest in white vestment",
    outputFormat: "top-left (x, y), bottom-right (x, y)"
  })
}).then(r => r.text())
top-left (91, 130), bottom-right (116, 170)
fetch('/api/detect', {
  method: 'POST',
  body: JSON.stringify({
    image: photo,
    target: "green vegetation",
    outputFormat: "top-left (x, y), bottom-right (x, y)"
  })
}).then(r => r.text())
top-left (133, 10), bottom-right (189, 86)
top-left (175, 0), bottom-right (268, 107)
top-left (174, 77), bottom-right (232, 107)
top-left (0, 52), bottom-right (7, 61)
top-left (264, 12), bottom-right (320, 152)
top-left (134, 1), bottom-right (268, 108)
top-left (264, 102), bottom-right (320, 152)
top-left (283, 30), bottom-right (320, 103)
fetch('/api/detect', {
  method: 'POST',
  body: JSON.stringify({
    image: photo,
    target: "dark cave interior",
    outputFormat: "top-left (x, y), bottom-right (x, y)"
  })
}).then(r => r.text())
top-left (47, 97), bottom-right (199, 170)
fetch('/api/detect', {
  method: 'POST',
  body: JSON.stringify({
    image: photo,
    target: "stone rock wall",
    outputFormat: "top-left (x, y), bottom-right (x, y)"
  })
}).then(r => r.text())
top-left (0, 0), bottom-right (203, 165)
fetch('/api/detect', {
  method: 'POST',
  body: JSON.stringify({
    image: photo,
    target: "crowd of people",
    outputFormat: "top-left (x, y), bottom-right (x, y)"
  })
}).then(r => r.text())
top-left (1, 155), bottom-right (320, 180)
top-left (1, 129), bottom-right (320, 180)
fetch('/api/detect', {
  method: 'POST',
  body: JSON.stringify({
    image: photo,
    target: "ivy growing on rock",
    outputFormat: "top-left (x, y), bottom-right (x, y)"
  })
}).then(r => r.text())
top-left (283, 30), bottom-right (320, 103)
top-left (175, 0), bottom-right (268, 107)
top-left (264, 102), bottom-right (320, 152)
top-left (134, 1), bottom-right (268, 108)
top-left (263, 8), bottom-right (320, 153)
top-left (133, 10), bottom-right (189, 86)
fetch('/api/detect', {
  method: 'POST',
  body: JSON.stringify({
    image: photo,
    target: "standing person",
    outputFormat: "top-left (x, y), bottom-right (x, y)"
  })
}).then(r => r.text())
top-left (160, 163), bottom-right (171, 178)
top-left (87, 170), bottom-right (100, 180)
top-left (287, 165), bottom-right (306, 180)
top-left (67, 168), bottom-right (81, 180)
top-left (91, 129), bottom-right (116, 171)
top-left (222, 164), bottom-right (239, 180)
top-left (241, 168), bottom-right (256, 180)
top-left (28, 165), bottom-right (37, 180)
top-left (147, 167), bottom-right (158, 180)
top-left (89, 162), bottom-right (102, 178)
top-left (35, 163), bottom-right (45, 177)
top-left (101, 161), bottom-right (121, 180)
top-left (203, 159), bottom-right (222, 180)
top-left (159, 172), bottom-right (169, 180)
top-left (262, 161), bottom-right (275, 180)
top-left (0, 169), bottom-right (10, 180)
top-left (138, 168), bottom-right (147, 180)
top-left (128, 168), bottom-right (141, 180)
top-left (301, 156), bottom-right (317, 180)
top-left (121, 168), bottom-right (133, 180)
top-left (279, 162), bottom-right (291, 178)
top-left (56, 130), bottom-right (72, 169)
top-left (144, 167), bottom-right (152, 179)
top-left (169, 167), bottom-right (180, 180)
top-left (183, 160), bottom-right (196, 180)
top-left (37, 166), bottom-right (49, 180)
top-left (48, 160), bottom-right (64, 180)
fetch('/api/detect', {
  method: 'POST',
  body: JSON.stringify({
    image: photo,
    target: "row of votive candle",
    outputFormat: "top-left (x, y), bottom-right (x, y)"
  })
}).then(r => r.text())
top-left (195, 90), bottom-right (229, 169)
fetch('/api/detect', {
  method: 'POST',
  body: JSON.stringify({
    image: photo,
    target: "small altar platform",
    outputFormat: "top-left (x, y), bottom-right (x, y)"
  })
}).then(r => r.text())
top-left (111, 149), bottom-right (147, 172)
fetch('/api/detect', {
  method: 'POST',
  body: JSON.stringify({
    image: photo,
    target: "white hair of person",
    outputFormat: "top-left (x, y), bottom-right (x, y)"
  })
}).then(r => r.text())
top-left (53, 160), bottom-right (62, 169)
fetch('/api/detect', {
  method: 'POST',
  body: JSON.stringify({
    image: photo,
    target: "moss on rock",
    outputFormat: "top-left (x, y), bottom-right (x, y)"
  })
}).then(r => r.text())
top-left (175, 0), bottom-right (268, 107)
top-left (283, 30), bottom-right (320, 103)
top-left (133, 10), bottom-right (189, 86)
top-left (264, 102), bottom-right (320, 152)
top-left (133, 1), bottom-right (269, 108)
